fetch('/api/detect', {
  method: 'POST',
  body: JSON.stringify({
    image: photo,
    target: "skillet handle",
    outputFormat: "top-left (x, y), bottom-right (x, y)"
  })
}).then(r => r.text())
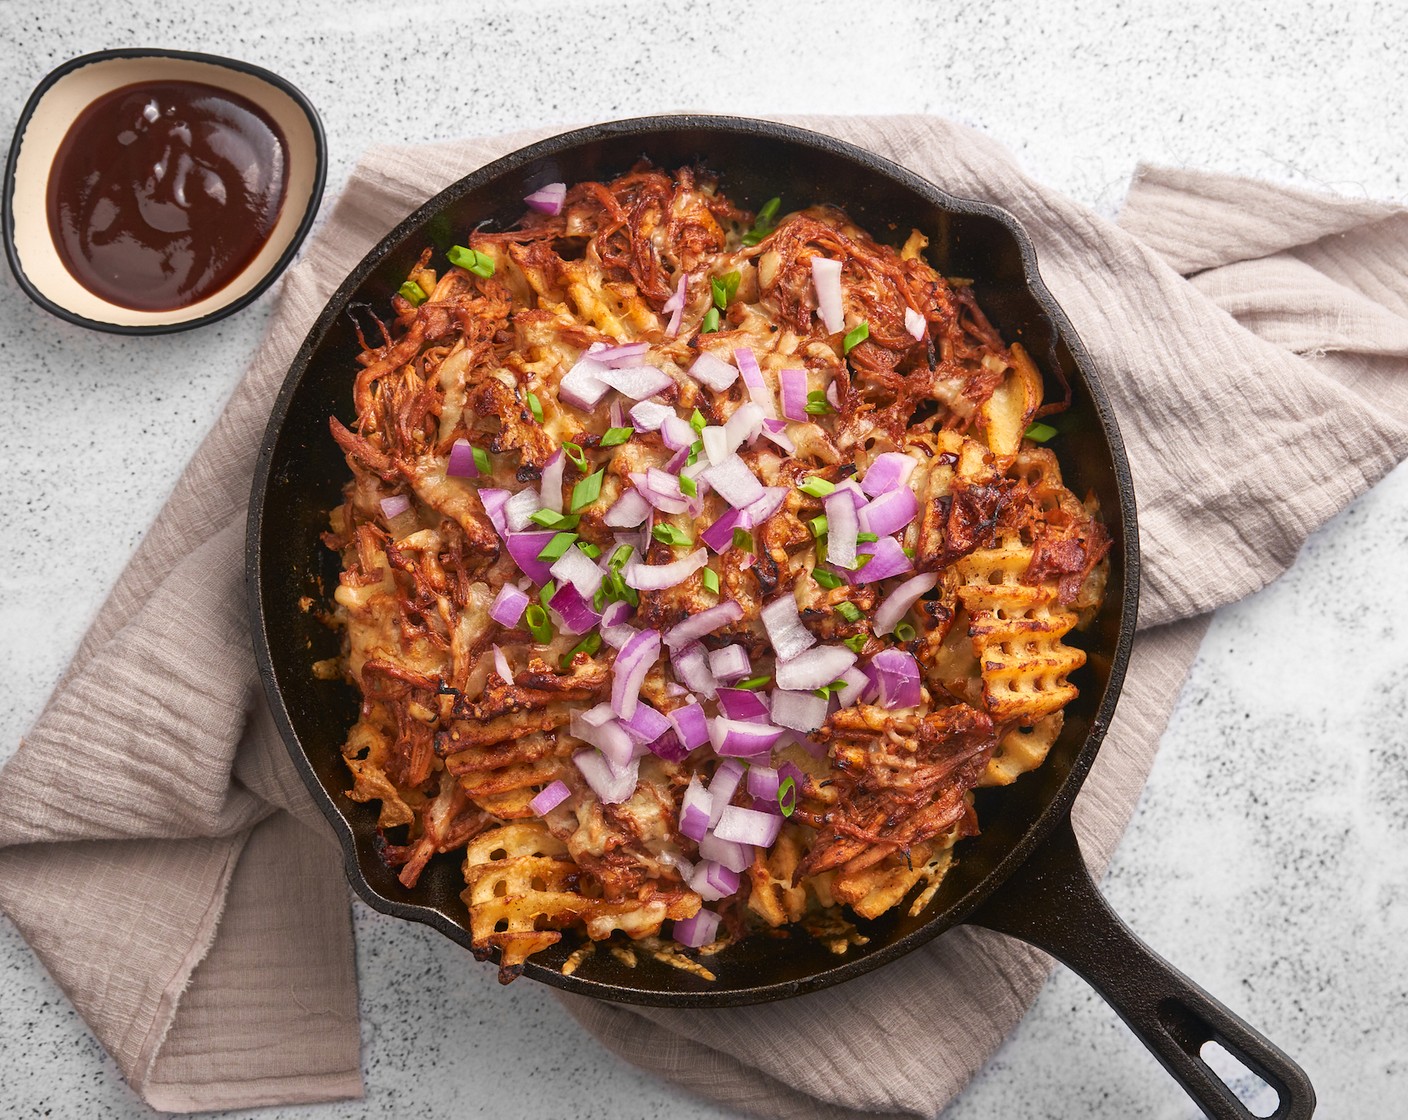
top-left (965, 817), bottom-right (1315, 1120)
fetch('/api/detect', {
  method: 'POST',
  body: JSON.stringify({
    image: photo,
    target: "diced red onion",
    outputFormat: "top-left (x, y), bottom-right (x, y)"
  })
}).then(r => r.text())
top-left (599, 364), bottom-right (673, 400)
top-left (673, 907), bottom-right (721, 948)
top-left (716, 688), bottom-right (771, 723)
top-left (663, 276), bottom-right (687, 337)
top-left (619, 700), bottom-right (670, 743)
top-left (679, 776), bottom-right (713, 840)
top-left (698, 833), bottom-right (752, 873)
top-left (605, 487), bottom-right (651, 528)
top-left (479, 488), bottom-right (511, 536)
top-left (861, 452), bottom-right (916, 497)
top-left (646, 467), bottom-right (685, 502)
top-left (707, 644), bottom-right (751, 684)
top-left (835, 666), bottom-right (871, 708)
top-left (560, 355), bottom-right (612, 410)
top-left (505, 487), bottom-right (543, 531)
top-left (446, 439), bottom-right (479, 478)
top-left (529, 779), bottom-right (571, 815)
top-left (833, 478), bottom-right (867, 510)
top-left (625, 548), bottom-right (707, 590)
top-left (571, 713), bottom-right (634, 771)
top-left (827, 381), bottom-right (840, 409)
top-left (714, 804), bottom-right (782, 847)
top-left (700, 508), bottom-right (748, 554)
top-left (723, 402), bottom-right (764, 452)
top-left (573, 749), bottom-right (638, 804)
top-left (663, 599), bottom-right (743, 649)
top-left (870, 648), bottom-right (922, 708)
top-left (743, 486), bottom-right (788, 526)
top-left (811, 257), bottom-right (844, 334)
top-left (747, 765), bottom-right (780, 801)
top-left (611, 628), bottom-right (660, 720)
top-left (629, 400), bottom-right (674, 431)
top-left (874, 571), bottom-right (940, 636)
top-left (858, 487), bottom-right (919, 538)
top-left (710, 717), bottom-right (785, 758)
top-left (761, 593), bottom-right (817, 662)
top-left (841, 536), bottom-right (914, 584)
top-left (579, 702), bottom-right (616, 728)
top-left (506, 531), bottom-right (557, 584)
top-left (649, 729), bottom-right (689, 762)
top-left (491, 644), bottom-right (514, 684)
top-left (550, 582), bottom-right (600, 635)
top-left (660, 414), bottom-right (697, 451)
top-left (701, 425), bottom-right (729, 466)
top-left (609, 399), bottom-right (626, 430)
top-left (689, 860), bottom-right (740, 902)
top-left (774, 645), bottom-right (857, 691)
top-left (489, 584), bottom-right (529, 627)
top-left (524, 182), bottom-right (567, 215)
top-left (904, 306), bottom-right (926, 340)
top-left (379, 494), bottom-right (411, 520)
top-left (601, 622), bottom-right (637, 650)
top-left (707, 760), bottom-right (745, 826)
top-left (671, 642), bottom-right (717, 700)
top-left (549, 546), bottom-right (604, 600)
top-left (688, 351), bottom-right (739, 391)
top-left (759, 417), bottom-right (796, 455)
top-left (733, 348), bottom-right (777, 418)
top-left (779, 368), bottom-right (808, 422)
top-left (666, 704), bottom-right (708, 754)
top-left (702, 454), bottom-right (764, 508)
top-left (593, 341), bottom-right (650, 367)
top-left (534, 448), bottom-right (564, 512)
top-left (769, 689), bottom-right (829, 733)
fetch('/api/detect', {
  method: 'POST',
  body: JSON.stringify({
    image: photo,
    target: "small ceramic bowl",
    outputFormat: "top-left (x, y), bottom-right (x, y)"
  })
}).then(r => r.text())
top-left (2, 48), bottom-right (326, 334)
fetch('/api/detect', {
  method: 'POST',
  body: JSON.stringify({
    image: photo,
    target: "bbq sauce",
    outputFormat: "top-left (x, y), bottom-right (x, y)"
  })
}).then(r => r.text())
top-left (46, 80), bottom-right (288, 312)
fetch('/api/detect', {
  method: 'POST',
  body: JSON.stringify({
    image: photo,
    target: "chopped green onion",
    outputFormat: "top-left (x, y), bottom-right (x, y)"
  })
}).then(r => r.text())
top-left (679, 474), bottom-right (698, 497)
top-left (577, 542), bottom-right (602, 559)
top-left (561, 441), bottom-right (589, 471)
top-left (742, 196), bottom-right (782, 246)
top-left (398, 280), bottom-right (427, 306)
top-left (446, 244), bottom-right (495, 278)
top-left (1025, 421), bottom-right (1059, 443)
top-left (600, 426), bottom-right (634, 448)
top-left (527, 391), bottom-right (544, 423)
top-left (701, 567), bottom-right (719, 594)
top-left (653, 524), bottom-right (693, 547)
top-left (852, 553), bottom-right (874, 571)
top-left (690, 408), bottom-right (706, 433)
top-left (808, 515), bottom-right (828, 539)
top-left (813, 678), bottom-right (848, 700)
top-left (778, 775), bottom-right (797, 817)
top-left (732, 528), bottom-right (754, 553)
top-left (560, 630), bottom-right (602, 669)
top-left (805, 390), bottom-right (833, 415)
top-left (571, 469), bottom-right (605, 512)
top-left (686, 439), bottom-right (703, 467)
top-left (856, 531), bottom-right (879, 543)
top-left (843, 634), bottom-right (868, 653)
top-left (902, 546), bottom-right (916, 559)
top-left (539, 581), bottom-right (556, 608)
top-left (894, 621), bottom-right (917, 642)
top-left (711, 271), bottom-right (741, 310)
top-left (537, 532), bottom-right (578, 562)
top-left (701, 307), bottom-right (720, 333)
top-left (609, 545), bottom-right (634, 572)
top-left (592, 585), bottom-right (607, 611)
top-left (812, 568), bottom-right (844, 590)
top-left (529, 509), bottom-right (580, 530)
top-left (524, 604), bottom-right (553, 643)
top-left (797, 476), bottom-right (835, 498)
top-left (843, 321), bottom-right (870, 354)
top-left (834, 601), bottom-right (863, 623)
top-left (736, 675), bottom-right (772, 691)
top-left (472, 446), bottom-right (491, 475)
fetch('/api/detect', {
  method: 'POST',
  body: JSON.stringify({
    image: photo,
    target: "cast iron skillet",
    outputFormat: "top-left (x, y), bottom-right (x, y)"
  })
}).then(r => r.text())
top-left (247, 116), bottom-right (1314, 1119)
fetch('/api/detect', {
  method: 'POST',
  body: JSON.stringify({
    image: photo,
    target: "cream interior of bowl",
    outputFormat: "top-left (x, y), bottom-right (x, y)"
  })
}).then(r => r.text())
top-left (10, 55), bottom-right (320, 327)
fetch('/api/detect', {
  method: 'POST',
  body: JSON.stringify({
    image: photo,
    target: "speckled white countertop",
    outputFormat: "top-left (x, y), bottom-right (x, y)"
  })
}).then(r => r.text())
top-left (3, 2), bottom-right (1406, 1118)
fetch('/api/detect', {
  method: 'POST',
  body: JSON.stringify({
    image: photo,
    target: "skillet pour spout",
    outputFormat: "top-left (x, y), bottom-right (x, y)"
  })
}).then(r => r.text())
top-left (246, 114), bottom-right (1314, 1119)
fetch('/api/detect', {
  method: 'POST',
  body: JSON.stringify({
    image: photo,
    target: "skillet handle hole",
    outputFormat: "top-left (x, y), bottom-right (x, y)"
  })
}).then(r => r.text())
top-left (1199, 1039), bottom-right (1280, 1118)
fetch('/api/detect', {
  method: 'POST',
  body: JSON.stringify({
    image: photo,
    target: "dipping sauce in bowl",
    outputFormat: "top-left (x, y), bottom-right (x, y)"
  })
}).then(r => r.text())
top-left (47, 80), bottom-right (288, 312)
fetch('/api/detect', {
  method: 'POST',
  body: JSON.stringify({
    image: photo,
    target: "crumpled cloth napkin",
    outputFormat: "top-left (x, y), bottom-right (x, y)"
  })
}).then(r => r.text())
top-left (3, 115), bottom-right (1407, 1117)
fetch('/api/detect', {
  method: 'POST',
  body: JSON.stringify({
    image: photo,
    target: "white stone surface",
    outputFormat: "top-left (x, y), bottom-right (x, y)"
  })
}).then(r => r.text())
top-left (2, 2), bottom-right (1405, 1118)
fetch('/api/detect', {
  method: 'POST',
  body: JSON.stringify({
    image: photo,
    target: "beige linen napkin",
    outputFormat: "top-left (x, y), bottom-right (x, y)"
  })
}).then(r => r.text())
top-left (3, 115), bottom-right (1407, 1116)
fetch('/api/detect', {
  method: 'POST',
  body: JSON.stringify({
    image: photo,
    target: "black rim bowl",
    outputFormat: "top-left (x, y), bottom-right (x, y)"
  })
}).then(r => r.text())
top-left (248, 114), bottom-right (1139, 1007)
top-left (2, 48), bottom-right (327, 335)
